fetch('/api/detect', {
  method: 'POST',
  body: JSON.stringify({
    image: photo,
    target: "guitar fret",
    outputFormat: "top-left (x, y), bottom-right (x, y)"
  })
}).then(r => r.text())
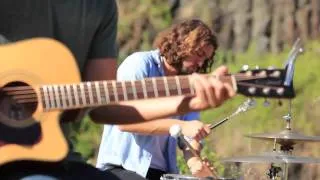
top-left (124, 82), bottom-right (133, 100)
top-left (131, 80), bottom-right (138, 100)
top-left (168, 78), bottom-right (178, 95)
top-left (59, 85), bottom-right (67, 108)
top-left (180, 77), bottom-right (191, 94)
top-left (152, 77), bottom-right (158, 97)
top-left (188, 76), bottom-right (195, 95)
top-left (163, 77), bottom-right (170, 96)
top-left (175, 76), bottom-right (182, 95)
top-left (72, 84), bottom-right (80, 107)
top-left (230, 75), bottom-right (238, 92)
top-left (91, 82), bottom-right (98, 104)
top-left (53, 85), bottom-right (61, 108)
top-left (41, 85), bottom-right (50, 109)
top-left (79, 83), bottom-right (87, 106)
top-left (95, 81), bottom-right (102, 104)
top-left (87, 82), bottom-right (94, 105)
top-left (63, 85), bottom-right (69, 107)
top-left (58, 86), bottom-right (64, 107)
top-left (112, 81), bottom-right (118, 102)
top-left (141, 79), bottom-right (148, 98)
top-left (66, 84), bottom-right (73, 107)
top-left (48, 85), bottom-right (56, 108)
top-left (122, 81), bottom-right (128, 101)
top-left (102, 81), bottom-right (110, 103)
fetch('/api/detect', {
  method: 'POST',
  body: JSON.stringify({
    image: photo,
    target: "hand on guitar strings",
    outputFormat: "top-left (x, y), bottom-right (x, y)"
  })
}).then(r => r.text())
top-left (188, 66), bottom-right (236, 111)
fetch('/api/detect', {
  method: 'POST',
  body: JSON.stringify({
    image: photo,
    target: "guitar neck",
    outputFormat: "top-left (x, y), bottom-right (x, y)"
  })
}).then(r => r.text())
top-left (39, 74), bottom-right (236, 111)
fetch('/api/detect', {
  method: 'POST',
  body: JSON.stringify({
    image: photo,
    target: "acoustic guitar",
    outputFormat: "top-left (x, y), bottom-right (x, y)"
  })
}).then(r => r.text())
top-left (0, 38), bottom-right (301, 166)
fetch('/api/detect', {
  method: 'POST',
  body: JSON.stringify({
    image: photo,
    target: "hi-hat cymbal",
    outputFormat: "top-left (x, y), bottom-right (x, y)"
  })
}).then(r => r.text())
top-left (221, 152), bottom-right (320, 164)
top-left (245, 129), bottom-right (320, 145)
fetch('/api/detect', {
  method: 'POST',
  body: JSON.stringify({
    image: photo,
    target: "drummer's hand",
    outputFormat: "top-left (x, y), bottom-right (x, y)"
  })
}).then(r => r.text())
top-left (187, 157), bottom-right (216, 178)
top-left (181, 121), bottom-right (210, 141)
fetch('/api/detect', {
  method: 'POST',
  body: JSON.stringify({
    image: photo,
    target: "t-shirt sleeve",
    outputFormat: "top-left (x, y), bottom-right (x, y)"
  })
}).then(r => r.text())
top-left (88, 0), bottom-right (118, 60)
top-left (181, 111), bottom-right (200, 121)
top-left (117, 53), bottom-right (150, 81)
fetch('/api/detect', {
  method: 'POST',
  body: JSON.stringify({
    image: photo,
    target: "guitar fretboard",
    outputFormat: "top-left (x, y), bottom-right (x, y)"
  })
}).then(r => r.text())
top-left (39, 75), bottom-right (195, 111)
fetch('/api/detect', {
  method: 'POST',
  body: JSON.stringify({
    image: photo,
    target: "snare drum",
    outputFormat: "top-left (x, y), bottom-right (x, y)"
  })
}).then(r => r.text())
top-left (160, 174), bottom-right (235, 180)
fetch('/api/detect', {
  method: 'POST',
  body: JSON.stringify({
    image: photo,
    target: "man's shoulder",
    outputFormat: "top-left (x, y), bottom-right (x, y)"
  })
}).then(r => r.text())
top-left (117, 49), bottom-right (161, 79)
top-left (122, 49), bottom-right (159, 65)
top-left (129, 49), bottom-right (159, 60)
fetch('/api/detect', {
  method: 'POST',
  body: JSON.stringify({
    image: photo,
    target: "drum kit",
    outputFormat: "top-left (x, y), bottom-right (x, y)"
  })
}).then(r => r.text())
top-left (160, 174), bottom-right (234, 180)
top-left (161, 39), bottom-right (320, 180)
top-left (221, 99), bottom-right (320, 180)
top-left (165, 99), bottom-right (255, 180)
top-left (163, 101), bottom-right (320, 180)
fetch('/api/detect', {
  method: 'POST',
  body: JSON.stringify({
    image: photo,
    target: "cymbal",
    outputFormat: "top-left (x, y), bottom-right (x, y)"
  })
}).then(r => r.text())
top-left (221, 152), bottom-right (320, 164)
top-left (245, 130), bottom-right (320, 145)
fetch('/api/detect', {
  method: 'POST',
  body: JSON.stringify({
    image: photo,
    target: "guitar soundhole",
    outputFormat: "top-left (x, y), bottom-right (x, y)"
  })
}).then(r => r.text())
top-left (0, 81), bottom-right (38, 122)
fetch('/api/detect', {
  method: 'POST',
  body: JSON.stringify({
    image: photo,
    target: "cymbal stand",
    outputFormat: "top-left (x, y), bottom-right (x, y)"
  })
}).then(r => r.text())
top-left (266, 142), bottom-right (292, 180)
top-left (283, 100), bottom-right (293, 131)
top-left (267, 100), bottom-right (294, 180)
top-left (267, 164), bottom-right (282, 180)
top-left (281, 103), bottom-right (293, 180)
top-left (273, 144), bottom-right (292, 180)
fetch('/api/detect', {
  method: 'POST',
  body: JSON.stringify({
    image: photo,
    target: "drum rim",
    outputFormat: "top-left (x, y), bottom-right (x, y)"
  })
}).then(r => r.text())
top-left (161, 174), bottom-right (236, 180)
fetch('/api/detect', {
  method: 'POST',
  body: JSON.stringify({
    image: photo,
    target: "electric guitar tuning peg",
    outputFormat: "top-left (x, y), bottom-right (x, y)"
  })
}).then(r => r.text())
top-left (263, 98), bottom-right (270, 107)
top-left (267, 66), bottom-right (275, 70)
top-left (282, 114), bottom-right (291, 121)
top-left (242, 64), bottom-right (249, 71)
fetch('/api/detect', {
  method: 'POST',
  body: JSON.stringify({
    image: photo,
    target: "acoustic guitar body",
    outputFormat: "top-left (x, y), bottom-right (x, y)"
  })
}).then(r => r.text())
top-left (0, 38), bottom-right (80, 166)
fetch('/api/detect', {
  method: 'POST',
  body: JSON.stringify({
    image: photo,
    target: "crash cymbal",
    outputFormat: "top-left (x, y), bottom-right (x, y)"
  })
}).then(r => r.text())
top-left (221, 151), bottom-right (320, 164)
top-left (245, 129), bottom-right (320, 145)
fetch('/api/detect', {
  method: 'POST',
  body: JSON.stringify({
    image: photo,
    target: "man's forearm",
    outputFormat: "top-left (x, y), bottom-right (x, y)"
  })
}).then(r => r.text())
top-left (89, 96), bottom-right (193, 124)
top-left (117, 119), bottom-right (186, 135)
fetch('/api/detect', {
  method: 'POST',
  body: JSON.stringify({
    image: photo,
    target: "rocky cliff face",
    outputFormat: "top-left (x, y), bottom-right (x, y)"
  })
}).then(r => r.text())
top-left (118, 0), bottom-right (320, 56)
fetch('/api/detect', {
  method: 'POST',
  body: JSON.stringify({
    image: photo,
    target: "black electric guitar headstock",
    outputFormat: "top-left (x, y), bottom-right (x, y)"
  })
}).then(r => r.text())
top-left (235, 68), bottom-right (295, 98)
top-left (234, 38), bottom-right (304, 99)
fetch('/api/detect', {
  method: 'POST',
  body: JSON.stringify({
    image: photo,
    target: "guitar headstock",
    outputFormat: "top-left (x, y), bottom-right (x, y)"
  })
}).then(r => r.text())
top-left (235, 38), bottom-right (303, 99)
top-left (235, 67), bottom-right (295, 99)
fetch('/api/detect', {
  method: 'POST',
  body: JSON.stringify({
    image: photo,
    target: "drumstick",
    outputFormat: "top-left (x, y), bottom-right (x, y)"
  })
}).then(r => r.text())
top-left (170, 125), bottom-right (219, 179)
top-left (209, 98), bottom-right (256, 130)
top-left (169, 124), bottom-right (200, 157)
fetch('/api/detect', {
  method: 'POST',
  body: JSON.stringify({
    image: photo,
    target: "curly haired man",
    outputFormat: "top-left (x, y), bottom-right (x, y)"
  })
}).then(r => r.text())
top-left (96, 19), bottom-right (219, 180)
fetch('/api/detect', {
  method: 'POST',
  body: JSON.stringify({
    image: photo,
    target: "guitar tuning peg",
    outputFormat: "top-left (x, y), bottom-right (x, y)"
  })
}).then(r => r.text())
top-left (242, 64), bottom-right (249, 71)
top-left (298, 47), bottom-right (304, 53)
top-left (282, 114), bottom-right (291, 121)
top-left (255, 65), bottom-right (260, 70)
top-left (263, 99), bottom-right (270, 107)
top-left (247, 98), bottom-right (257, 107)
top-left (267, 66), bottom-right (275, 70)
top-left (278, 100), bottom-right (283, 106)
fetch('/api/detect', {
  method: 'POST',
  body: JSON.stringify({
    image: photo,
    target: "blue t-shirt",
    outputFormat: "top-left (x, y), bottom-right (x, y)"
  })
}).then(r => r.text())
top-left (96, 49), bottom-right (200, 177)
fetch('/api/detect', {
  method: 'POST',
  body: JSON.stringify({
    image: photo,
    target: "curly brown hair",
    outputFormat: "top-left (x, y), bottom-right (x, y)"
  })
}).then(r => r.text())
top-left (153, 19), bottom-right (218, 73)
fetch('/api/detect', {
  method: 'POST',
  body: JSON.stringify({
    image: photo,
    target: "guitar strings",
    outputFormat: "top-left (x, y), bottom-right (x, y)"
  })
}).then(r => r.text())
top-left (1, 74), bottom-right (269, 104)
top-left (1, 73), bottom-right (268, 92)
